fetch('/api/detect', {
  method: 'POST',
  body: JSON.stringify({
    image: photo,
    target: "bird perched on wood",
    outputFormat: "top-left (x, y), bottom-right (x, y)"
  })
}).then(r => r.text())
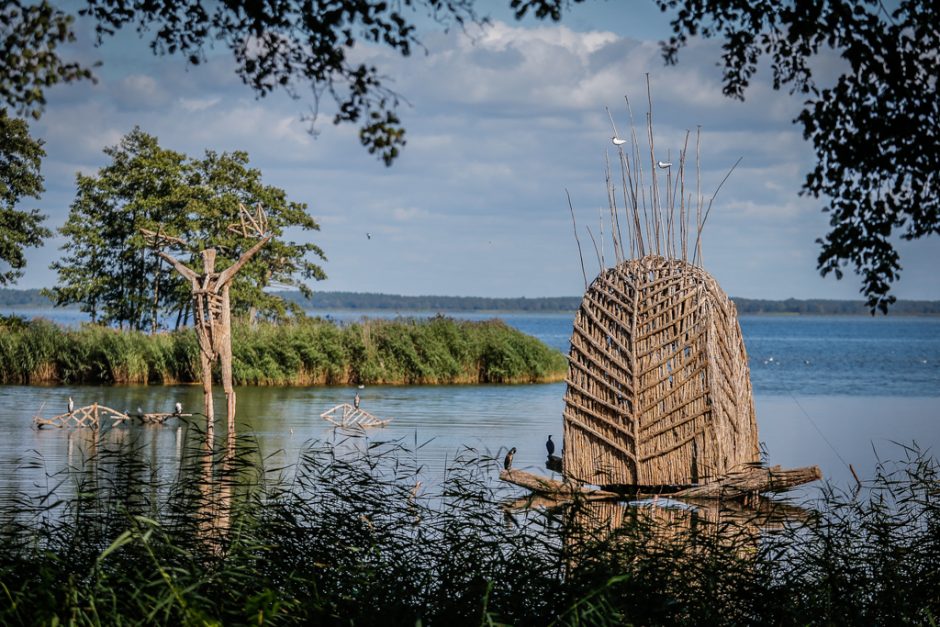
top-left (657, 161), bottom-right (672, 169)
top-left (68, 397), bottom-right (74, 414)
top-left (611, 136), bottom-right (627, 146)
top-left (546, 435), bottom-right (555, 456)
top-left (504, 447), bottom-right (516, 470)
top-left (174, 401), bottom-right (182, 415)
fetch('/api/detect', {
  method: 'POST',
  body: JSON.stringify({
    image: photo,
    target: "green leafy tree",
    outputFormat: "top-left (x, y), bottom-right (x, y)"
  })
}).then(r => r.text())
top-left (0, 113), bottom-right (51, 285)
top-left (651, 0), bottom-right (939, 312)
top-left (48, 128), bottom-right (326, 330)
top-left (48, 128), bottom-right (189, 329)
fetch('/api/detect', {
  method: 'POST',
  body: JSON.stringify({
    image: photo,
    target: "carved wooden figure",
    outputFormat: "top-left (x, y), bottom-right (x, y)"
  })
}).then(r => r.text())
top-left (144, 203), bottom-right (271, 438)
top-left (159, 238), bottom-right (270, 436)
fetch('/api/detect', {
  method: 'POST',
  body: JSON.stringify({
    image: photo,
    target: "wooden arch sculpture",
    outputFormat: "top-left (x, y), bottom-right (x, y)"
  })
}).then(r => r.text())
top-left (562, 255), bottom-right (759, 488)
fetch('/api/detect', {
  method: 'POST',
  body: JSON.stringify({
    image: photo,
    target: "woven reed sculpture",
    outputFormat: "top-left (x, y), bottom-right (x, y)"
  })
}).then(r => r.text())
top-left (561, 85), bottom-right (761, 489)
top-left (563, 256), bottom-right (758, 487)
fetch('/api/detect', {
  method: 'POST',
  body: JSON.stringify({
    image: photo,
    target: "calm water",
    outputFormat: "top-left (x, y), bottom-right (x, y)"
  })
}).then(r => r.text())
top-left (1, 311), bottom-right (938, 499)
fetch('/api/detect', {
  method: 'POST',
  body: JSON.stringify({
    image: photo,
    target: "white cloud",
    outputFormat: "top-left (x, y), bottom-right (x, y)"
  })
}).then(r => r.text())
top-left (179, 96), bottom-right (221, 112)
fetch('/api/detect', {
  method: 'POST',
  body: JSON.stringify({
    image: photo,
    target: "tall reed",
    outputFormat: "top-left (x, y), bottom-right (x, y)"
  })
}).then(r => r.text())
top-left (1, 433), bottom-right (938, 625)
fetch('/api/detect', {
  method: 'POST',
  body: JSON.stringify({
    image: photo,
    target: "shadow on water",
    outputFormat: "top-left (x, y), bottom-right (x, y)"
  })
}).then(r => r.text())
top-left (1, 427), bottom-right (939, 625)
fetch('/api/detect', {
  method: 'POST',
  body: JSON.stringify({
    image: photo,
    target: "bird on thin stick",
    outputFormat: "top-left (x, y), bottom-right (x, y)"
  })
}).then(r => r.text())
top-left (504, 447), bottom-right (516, 470)
top-left (174, 401), bottom-right (182, 415)
top-left (657, 161), bottom-right (672, 169)
top-left (68, 397), bottom-right (74, 414)
top-left (611, 136), bottom-right (627, 146)
top-left (546, 435), bottom-right (555, 457)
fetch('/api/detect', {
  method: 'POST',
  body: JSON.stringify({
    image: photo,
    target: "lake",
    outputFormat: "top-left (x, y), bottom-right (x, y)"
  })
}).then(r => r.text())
top-left (1, 311), bottom-right (938, 500)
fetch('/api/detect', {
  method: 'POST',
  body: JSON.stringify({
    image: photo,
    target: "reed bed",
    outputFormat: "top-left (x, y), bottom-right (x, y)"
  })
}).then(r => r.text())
top-left (0, 315), bottom-right (567, 386)
top-left (0, 434), bottom-right (938, 625)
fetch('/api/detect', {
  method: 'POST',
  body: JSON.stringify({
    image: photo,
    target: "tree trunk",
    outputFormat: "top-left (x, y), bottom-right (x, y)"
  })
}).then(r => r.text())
top-left (151, 257), bottom-right (162, 335)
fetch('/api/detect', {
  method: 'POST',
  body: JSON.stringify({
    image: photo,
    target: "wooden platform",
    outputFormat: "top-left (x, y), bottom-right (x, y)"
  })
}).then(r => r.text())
top-left (500, 463), bottom-right (821, 503)
top-left (320, 403), bottom-right (390, 429)
top-left (34, 403), bottom-right (192, 429)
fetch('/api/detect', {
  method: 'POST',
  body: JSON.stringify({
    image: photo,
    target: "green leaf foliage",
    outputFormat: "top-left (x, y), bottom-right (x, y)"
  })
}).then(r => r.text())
top-left (655, 0), bottom-right (940, 312)
top-left (47, 128), bottom-right (326, 331)
top-left (0, 0), bottom-right (95, 120)
top-left (0, 112), bottom-right (50, 285)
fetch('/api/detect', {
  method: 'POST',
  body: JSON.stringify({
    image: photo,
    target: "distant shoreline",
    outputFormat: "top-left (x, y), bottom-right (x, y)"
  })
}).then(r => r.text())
top-left (2, 288), bottom-right (939, 316)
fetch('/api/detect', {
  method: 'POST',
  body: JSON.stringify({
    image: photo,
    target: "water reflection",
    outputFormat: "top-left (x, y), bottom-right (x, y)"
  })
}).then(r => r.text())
top-left (2, 384), bottom-right (940, 504)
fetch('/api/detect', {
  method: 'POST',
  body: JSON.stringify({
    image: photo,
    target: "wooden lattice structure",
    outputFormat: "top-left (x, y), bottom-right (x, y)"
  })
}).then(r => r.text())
top-left (563, 255), bottom-right (758, 487)
top-left (34, 404), bottom-right (127, 429)
top-left (320, 403), bottom-right (391, 429)
top-left (34, 404), bottom-right (192, 429)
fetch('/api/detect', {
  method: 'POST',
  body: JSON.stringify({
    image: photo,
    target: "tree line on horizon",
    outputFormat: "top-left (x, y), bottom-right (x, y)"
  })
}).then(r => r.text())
top-left (4, 287), bottom-right (940, 316)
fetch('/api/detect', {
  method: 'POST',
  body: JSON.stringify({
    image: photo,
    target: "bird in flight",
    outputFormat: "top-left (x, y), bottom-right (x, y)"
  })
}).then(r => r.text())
top-left (366, 233), bottom-right (372, 240)
top-left (657, 161), bottom-right (672, 169)
top-left (611, 136), bottom-right (627, 146)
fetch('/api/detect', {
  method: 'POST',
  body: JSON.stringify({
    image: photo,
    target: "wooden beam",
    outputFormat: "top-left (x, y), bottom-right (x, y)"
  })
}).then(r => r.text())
top-left (668, 464), bottom-right (822, 499)
top-left (499, 469), bottom-right (620, 501)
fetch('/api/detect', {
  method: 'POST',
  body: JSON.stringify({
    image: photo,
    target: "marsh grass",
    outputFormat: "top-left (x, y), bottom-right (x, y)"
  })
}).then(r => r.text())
top-left (0, 315), bottom-right (567, 386)
top-left (1, 431), bottom-right (939, 626)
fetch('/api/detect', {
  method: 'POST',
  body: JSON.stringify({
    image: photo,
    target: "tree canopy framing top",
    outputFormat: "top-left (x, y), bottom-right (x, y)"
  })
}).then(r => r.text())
top-left (654, 0), bottom-right (939, 312)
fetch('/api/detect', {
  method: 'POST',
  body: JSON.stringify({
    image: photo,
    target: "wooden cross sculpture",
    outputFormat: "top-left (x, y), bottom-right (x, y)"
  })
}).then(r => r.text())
top-left (143, 204), bottom-right (271, 439)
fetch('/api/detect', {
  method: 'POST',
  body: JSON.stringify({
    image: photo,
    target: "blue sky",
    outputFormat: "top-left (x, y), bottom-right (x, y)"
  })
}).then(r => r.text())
top-left (15, 1), bottom-right (940, 300)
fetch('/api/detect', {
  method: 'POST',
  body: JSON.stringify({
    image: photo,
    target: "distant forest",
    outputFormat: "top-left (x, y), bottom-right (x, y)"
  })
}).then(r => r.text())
top-left (2, 288), bottom-right (939, 315)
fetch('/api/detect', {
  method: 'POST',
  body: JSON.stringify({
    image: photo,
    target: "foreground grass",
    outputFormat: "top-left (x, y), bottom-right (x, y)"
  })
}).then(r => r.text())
top-left (0, 315), bottom-right (567, 385)
top-left (0, 432), bottom-right (938, 626)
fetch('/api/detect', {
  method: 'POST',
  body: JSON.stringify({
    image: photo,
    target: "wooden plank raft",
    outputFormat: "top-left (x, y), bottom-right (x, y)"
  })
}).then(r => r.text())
top-left (320, 403), bottom-right (390, 428)
top-left (34, 404), bottom-right (192, 429)
top-left (500, 463), bottom-right (821, 503)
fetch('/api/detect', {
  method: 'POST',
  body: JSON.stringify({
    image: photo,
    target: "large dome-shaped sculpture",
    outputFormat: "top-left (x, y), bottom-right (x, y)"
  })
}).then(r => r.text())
top-left (563, 255), bottom-right (758, 487)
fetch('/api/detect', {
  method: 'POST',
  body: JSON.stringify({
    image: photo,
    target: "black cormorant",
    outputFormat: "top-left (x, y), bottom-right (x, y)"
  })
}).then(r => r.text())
top-left (504, 447), bottom-right (516, 470)
top-left (546, 435), bottom-right (555, 456)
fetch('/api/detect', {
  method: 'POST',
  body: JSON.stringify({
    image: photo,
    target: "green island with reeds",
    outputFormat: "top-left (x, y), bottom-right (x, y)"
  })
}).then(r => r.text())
top-left (0, 315), bottom-right (567, 386)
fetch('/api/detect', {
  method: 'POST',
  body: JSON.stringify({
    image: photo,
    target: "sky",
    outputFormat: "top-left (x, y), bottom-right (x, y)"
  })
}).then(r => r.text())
top-left (13, 1), bottom-right (940, 300)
